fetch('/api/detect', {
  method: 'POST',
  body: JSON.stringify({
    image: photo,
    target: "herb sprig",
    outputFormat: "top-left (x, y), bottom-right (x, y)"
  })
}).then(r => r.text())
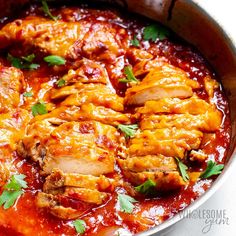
top-left (31, 101), bottom-right (48, 116)
top-left (44, 55), bottom-right (66, 66)
top-left (73, 219), bottom-right (86, 235)
top-left (175, 158), bottom-right (189, 182)
top-left (119, 66), bottom-right (139, 83)
top-left (200, 160), bottom-right (224, 179)
top-left (143, 24), bottom-right (169, 42)
top-left (135, 179), bottom-right (156, 195)
top-left (0, 174), bottom-right (28, 209)
top-left (118, 193), bottom-right (137, 213)
top-left (42, 0), bottom-right (58, 21)
top-left (117, 124), bottom-right (138, 138)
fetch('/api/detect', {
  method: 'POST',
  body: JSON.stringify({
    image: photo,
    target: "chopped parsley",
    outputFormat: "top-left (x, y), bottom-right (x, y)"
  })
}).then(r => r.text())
top-left (118, 193), bottom-right (137, 213)
top-left (7, 53), bottom-right (40, 70)
top-left (42, 0), bottom-right (58, 21)
top-left (56, 78), bottom-right (66, 87)
top-left (0, 174), bottom-right (28, 209)
top-left (143, 24), bottom-right (169, 42)
top-left (135, 179), bottom-right (156, 195)
top-left (23, 92), bottom-right (33, 97)
top-left (117, 124), bottom-right (138, 138)
top-left (200, 160), bottom-right (224, 179)
top-left (44, 55), bottom-right (66, 66)
top-left (31, 101), bottom-right (48, 116)
top-left (73, 219), bottom-right (86, 234)
top-left (175, 158), bottom-right (189, 182)
top-left (130, 35), bottom-right (140, 47)
top-left (119, 66), bottom-right (139, 83)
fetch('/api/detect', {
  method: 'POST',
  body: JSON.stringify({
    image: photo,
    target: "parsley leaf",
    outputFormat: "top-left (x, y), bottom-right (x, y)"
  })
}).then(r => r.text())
top-left (130, 35), bottom-right (140, 47)
top-left (7, 53), bottom-right (40, 70)
top-left (118, 194), bottom-right (137, 213)
top-left (143, 24), bottom-right (169, 42)
top-left (0, 174), bottom-right (27, 209)
top-left (56, 78), bottom-right (66, 87)
top-left (119, 66), bottom-right (139, 83)
top-left (23, 92), bottom-right (33, 97)
top-left (200, 160), bottom-right (224, 179)
top-left (44, 55), bottom-right (66, 66)
top-left (175, 158), bottom-right (189, 182)
top-left (42, 0), bottom-right (58, 21)
top-left (73, 219), bottom-right (86, 234)
top-left (135, 179), bottom-right (156, 195)
top-left (117, 124), bottom-right (138, 138)
top-left (32, 101), bottom-right (48, 116)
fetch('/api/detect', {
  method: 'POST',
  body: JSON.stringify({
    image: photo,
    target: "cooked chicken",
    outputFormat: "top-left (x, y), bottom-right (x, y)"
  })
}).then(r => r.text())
top-left (189, 150), bottom-right (207, 162)
top-left (0, 66), bottom-right (24, 113)
top-left (140, 112), bottom-right (222, 132)
top-left (60, 59), bottom-right (109, 85)
top-left (19, 120), bottom-right (120, 175)
top-left (36, 169), bottom-right (115, 219)
top-left (32, 104), bottom-right (130, 126)
top-left (0, 109), bottom-right (30, 151)
top-left (137, 97), bottom-right (218, 115)
top-left (129, 128), bottom-right (203, 158)
top-left (51, 83), bottom-right (124, 112)
top-left (204, 75), bottom-right (219, 101)
top-left (123, 170), bottom-right (185, 191)
top-left (125, 64), bottom-right (199, 105)
top-left (0, 16), bottom-right (128, 61)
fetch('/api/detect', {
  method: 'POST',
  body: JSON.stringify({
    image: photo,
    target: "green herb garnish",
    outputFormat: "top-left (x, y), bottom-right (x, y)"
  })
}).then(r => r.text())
top-left (73, 219), bottom-right (86, 234)
top-left (200, 160), bottom-right (224, 179)
top-left (117, 124), bottom-right (138, 138)
top-left (7, 53), bottom-right (39, 70)
top-left (31, 101), bottom-right (48, 116)
top-left (56, 78), bottom-right (66, 87)
top-left (42, 0), bottom-right (58, 21)
top-left (118, 193), bottom-right (137, 213)
top-left (0, 174), bottom-right (28, 209)
top-left (23, 92), bottom-right (33, 97)
top-left (143, 24), bottom-right (169, 42)
top-left (44, 55), bottom-right (66, 66)
top-left (130, 35), bottom-right (140, 47)
top-left (119, 66), bottom-right (139, 83)
top-left (175, 158), bottom-right (189, 182)
top-left (135, 179), bottom-right (156, 195)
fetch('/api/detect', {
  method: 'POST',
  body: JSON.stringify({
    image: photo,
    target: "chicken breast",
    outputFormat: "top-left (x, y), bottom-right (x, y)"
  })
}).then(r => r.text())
top-left (0, 66), bottom-right (24, 113)
top-left (125, 64), bottom-right (199, 105)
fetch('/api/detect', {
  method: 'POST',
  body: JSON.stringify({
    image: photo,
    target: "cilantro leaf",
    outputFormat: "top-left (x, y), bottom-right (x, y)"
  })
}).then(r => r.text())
top-left (118, 194), bottom-right (137, 213)
top-left (42, 0), bottom-right (58, 21)
top-left (143, 24), bottom-right (169, 42)
top-left (23, 92), bottom-right (33, 97)
top-left (73, 219), bottom-right (86, 234)
top-left (5, 174), bottom-right (28, 191)
top-left (117, 124), bottom-right (138, 138)
top-left (56, 78), bottom-right (66, 87)
top-left (7, 53), bottom-right (40, 70)
top-left (44, 55), bottom-right (66, 66)
top-left (32, 101), bottom-right (48, 116)
top-left (0, 174), bottom-right (27, 209)
top-left (135, 179), bottom-right (156, 195)
top-left (0, 190), bottom-right (23, 209)
top-left (200, 160), bottom-right (224, 179)
top-left (130, 35), bottom-right (140, 47)
top-left (119, 66), bottom-right (139, 83)
top-left (175, 158), bottom-right (189, 182)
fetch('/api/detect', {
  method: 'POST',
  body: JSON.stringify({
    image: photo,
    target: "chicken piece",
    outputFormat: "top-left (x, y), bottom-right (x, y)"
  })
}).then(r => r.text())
top-left (131, 128), bottom-right (203, 150)
top-left (123, 171), bottom-right (185, 191)
top-left (118, 155), bottom-right (177, 173)
top-left (20, 121), bottom-right (119, 175)
top-left (0, 66), bottom-right (24, 113)
top-left (0, 109), bottom-right (30, 151)
top-left (125, 64), bottom-right (199, 105)
top-left (43, 169), bottom-right (115, 194)
top-left (137, 97), bottom-right (218, 115)
top-left (32, 104), bottom-right (130, 126)
top-left (60, 59), bottom-right (108, 85)
top-left (0, 16), bottom-right (91, 58)
top-left (140, 111), bottom-right (222, 132)
top-left (36, 192), bottom-right (92, 220)
top-left (0, 17), bottom-right (128, 61)
top-left (189, 150), bottom-right (207, 162)
top-left (204, 75), bottom-right (219, 101)
top-left (51, 83), bottom-right (124, 112)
